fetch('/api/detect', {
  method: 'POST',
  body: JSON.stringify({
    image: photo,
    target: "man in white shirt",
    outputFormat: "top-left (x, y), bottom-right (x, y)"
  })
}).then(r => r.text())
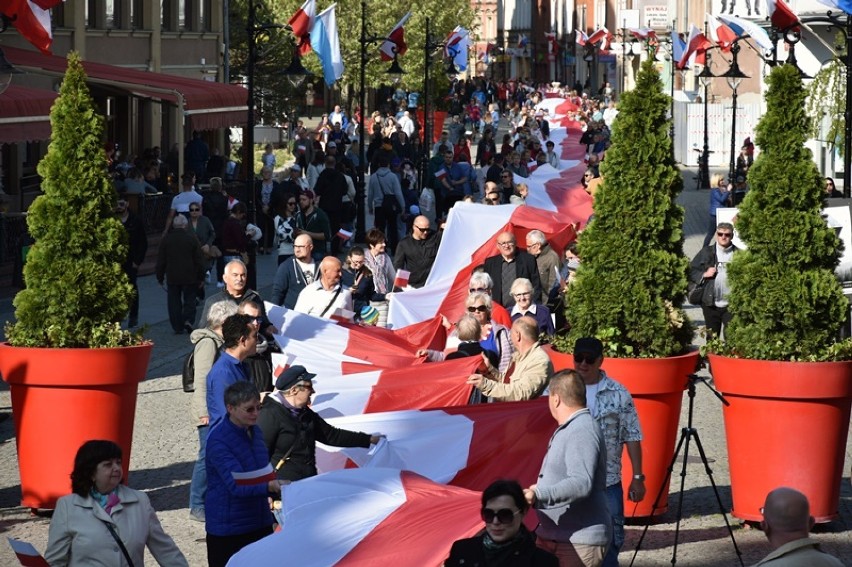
top-left (545, 141), bottom-right (561, 169)
top-left (162, 172), bottom-right (203, 237)
top-left (294, 256), bottom-right (353, 319)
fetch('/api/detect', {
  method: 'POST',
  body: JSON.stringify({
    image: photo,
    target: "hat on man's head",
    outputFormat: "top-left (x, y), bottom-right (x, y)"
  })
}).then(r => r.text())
top-left (573, 337), bottom-right (603, 359)
top-left (275, 365), bottom-right (317, 391)
top-left (360, 305), bottom-right (380, 326)
top-left (302, 190), bottom-right (315, 200)
top-left (327, 141), bottom-right (337, 148)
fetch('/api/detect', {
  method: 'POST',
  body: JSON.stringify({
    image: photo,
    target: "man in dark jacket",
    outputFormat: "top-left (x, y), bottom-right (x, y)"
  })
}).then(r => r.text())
top-left (313, 155), bottom-right (347, 255)
top-left (157, 214), bottom-right (205, 334)
top-left (483, 231), bottom-right (542, 308)
top-left (393, 215), bottom-right (442, 288)
top-left (116, 193), bottom-right (147, 328)
top-left (271, 234), bottom-right (319, 309)
top-left (690, 222), bottom-right (738, 339)
top-left (256, 365), bottom-right (382, 482)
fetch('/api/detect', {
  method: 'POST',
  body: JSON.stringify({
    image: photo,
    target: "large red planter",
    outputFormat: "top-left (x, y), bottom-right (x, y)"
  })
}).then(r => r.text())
top-left (708, 354), bottom-right (852, 523)
top-left (545, 346), bottom-right (698, 517)
top-left (0, 342), bottom-right (152, 509)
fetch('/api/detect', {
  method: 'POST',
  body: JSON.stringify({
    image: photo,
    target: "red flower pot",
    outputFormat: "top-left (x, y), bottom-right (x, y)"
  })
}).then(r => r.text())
top-left (545, 346), bottom-right (698, 517)
top-left (0, 342), bottom-right (152, 509)
top-left (708, 354), bottom-right (852, 522)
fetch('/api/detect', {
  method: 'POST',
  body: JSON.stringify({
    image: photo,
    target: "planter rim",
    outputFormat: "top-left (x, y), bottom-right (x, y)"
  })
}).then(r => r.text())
top-left (0, 341), bottom-right (153, 352)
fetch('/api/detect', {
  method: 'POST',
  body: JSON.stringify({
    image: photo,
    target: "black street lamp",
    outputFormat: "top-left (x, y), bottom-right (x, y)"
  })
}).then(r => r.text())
top-left (698, 55), bottom-right (715, 189)
top-left (357, 1), bottom-right (406, 241)
top-left (721, 40), bottom-right (748, 183)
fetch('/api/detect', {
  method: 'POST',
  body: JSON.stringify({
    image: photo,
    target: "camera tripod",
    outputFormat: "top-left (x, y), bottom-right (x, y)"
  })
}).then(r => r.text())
top-left (628, 373), bottom-right (744, 566)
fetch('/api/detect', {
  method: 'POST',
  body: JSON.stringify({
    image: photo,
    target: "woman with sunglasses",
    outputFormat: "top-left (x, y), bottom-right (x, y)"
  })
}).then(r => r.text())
top-left (445, 479), bottom-right (558, 566)
top-left (273, 195), bottom-right (297, 265)
top-left (467, 292), bottom-right (514, 374)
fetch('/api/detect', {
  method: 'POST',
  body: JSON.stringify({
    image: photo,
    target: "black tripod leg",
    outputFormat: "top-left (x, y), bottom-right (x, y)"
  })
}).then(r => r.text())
top-left (628, 427), bottom-right (689, 567)
top-left (690, 430), bottom-right (745, 567)
top-left (670, 428), bottom-right (694, 565)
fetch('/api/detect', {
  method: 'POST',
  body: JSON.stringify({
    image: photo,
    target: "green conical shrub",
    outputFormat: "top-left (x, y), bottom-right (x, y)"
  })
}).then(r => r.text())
top-left (554, 58), bottom-right (693, 357)
top-left (719, 64), bottom-right (851, 360)
top-left (6, 52), bottom-right (137, 348)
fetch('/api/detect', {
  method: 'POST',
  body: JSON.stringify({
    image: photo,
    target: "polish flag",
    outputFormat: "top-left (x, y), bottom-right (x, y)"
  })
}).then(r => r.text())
top-left (232, 464), bottom-right (277, 486)
top-left (287, 0), bottom-right (316, 56)
top-left (707, 13), bottom-right (737, 51)
top-left (717, 14), bottom-right (774, 51)
top-left (337, 227), bottom-right (353, 240)
top-left (316, 399), bottom-right (553, 489)
top-left (587, 27), bottom-right (608, 46)
top-left (629, 27), bottom-right (657, 41)
top-left (393, 269), bottom-right (410, 289)
top-left (575, 29), bottom-right (588, 46)
top-left (280, 355), bottom-right (482, 418)
top-left (678, 24), bottom-right (713, 69)
top-left (766, 0), bottom-right (800, 31)
top-left (2, 0), bottom-right (62, 55)
top-left (7, 538), bottom-right (49, 567)
top-left (228, 469), bottom-right (483, 567)
top-left (267, 305), bottom-right (447, 374)
top-left (380, 11), bottom-right (411, 61)
top-left (434, 167), bottom-right (448, 180)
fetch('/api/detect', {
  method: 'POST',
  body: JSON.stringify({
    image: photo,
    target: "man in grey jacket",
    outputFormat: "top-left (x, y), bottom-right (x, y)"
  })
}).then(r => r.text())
top-left (525, 369), bottom-right (611, 566)
top-left (367, 156), bottom-right (405, 254)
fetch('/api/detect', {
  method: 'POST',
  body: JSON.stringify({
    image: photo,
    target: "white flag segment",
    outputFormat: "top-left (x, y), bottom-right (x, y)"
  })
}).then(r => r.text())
top-left (229, 469), bottom-right (483, 566)
top-left (305, 356), bottom-right (482, 419)
top-left (316, 399), bottom-right (554, 491)
top-left (309, 3), bottom-right (344, 86)
top-left (316, 409), bottom-right (475, 481)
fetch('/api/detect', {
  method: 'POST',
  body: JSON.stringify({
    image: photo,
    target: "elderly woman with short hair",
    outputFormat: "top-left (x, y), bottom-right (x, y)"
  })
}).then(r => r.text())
top-left (510, 277), bottom-right (555, 336)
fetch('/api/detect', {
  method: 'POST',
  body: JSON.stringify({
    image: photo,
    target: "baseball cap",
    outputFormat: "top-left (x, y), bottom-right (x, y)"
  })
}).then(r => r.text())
top-left (573, 337), bottom-right (603, 359)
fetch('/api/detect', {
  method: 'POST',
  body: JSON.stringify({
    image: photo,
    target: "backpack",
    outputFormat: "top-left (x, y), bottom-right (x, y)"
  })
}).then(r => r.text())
top-left (182, 337), bottom-right (221, 393)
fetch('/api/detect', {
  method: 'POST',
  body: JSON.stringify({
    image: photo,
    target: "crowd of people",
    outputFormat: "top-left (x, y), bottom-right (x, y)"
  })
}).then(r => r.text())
top-left (71, 76), bottom-right (847, 567)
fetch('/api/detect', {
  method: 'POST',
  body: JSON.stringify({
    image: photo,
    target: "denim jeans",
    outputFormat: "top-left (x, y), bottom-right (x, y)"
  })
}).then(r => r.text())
top-left (603, 483), bottom-right (625, 567)
top-left (189, 424), bottom-right (208, 512)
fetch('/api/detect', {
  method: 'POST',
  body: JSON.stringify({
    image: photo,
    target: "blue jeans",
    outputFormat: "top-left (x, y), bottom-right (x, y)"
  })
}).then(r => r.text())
top-left (189, 424), bottom-right (208, 511)
top-left (603, 483), bottom-right (625, 567)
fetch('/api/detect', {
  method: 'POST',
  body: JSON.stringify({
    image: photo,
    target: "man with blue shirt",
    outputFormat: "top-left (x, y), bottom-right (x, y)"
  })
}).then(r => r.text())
top-left (206, 313), bottom-right (258, 425)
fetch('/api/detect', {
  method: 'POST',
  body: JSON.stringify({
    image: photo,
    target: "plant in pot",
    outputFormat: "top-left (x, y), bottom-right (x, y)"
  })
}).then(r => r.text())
top-left (550, 58), bottom-right (698, 518)
top-left (0, 52), bottom-right (152, 509)
top-left (705, 63), bottom-right (852, 522)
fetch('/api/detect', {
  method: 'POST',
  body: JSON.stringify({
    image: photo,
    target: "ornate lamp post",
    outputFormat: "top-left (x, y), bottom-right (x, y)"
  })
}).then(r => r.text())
top-left (698, 56), bottom-right (716, 189)
top-left (721, 41), bottom-right (748, 182)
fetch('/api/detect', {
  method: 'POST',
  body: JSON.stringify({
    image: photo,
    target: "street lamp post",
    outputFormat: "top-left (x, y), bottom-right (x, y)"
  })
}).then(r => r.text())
top-left (698, 55), bottom-right (715, 189)
top-left (721, 41), bottom-right (748, 183)
top-left (357, 1), bottom-right (405, 241)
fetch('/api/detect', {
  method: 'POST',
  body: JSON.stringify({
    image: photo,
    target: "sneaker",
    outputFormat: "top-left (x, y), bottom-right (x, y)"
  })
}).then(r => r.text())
top-left (189, 508), bottom-right (205, 522)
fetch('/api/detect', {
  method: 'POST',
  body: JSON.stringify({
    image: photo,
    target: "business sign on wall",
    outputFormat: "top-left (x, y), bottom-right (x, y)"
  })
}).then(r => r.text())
top-left (643, 4), bottom-right (669, 29)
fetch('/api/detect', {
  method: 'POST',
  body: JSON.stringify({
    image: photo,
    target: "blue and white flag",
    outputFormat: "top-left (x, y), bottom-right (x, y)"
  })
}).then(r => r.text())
top-left (445, 26), bottom-right (470, 72)
top-left (309, 3), bottom-right (344, 86)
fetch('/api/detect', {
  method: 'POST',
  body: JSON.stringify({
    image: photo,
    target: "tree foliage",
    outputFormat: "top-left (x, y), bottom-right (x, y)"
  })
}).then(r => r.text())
top-left (554, 59), bottom-right (693, 358)
top-left (229, 0), bottom-right (476, 123)
top-left (805, 33), bottom-right (845, 159)
top-left (718, 64), bottom-right (851, 361)
top-left (6, 53), bottom-right (137, 348)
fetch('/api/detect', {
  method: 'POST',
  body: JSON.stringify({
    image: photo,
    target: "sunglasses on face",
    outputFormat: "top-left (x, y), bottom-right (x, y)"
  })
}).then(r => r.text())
top-left (414, 225), bottom-right (430, 232)
top-left (573, 353), bottom-right (599, 365)
top-left (716, 232), bottom-right (732, 238)
top-left (467, 305), bottom-right (488, 313)
top-left (481, 508), bottom-right (520, 524)
top-left (189, 207), bottom-right (200, 212)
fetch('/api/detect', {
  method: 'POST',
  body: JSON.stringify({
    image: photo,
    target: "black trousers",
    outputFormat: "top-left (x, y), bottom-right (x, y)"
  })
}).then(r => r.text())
top-left (167, 283), bottom-right (198, 332)
top-left (374, 206), bottom-right (399, 255)
top-left (702, 304), bottom-right (732, 339)
top-left (206, 526), bottom-right (273, 567)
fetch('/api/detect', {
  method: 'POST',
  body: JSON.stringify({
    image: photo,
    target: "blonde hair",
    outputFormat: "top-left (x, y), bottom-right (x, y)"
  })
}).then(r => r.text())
top-left (710, 173), bottom-right (725, 187)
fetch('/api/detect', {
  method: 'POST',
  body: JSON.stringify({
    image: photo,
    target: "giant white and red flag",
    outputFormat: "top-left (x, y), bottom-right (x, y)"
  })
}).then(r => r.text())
top-left (0, 0), bottom-right (63, 54)
top-left (227, 468), bottom-right (484, 567)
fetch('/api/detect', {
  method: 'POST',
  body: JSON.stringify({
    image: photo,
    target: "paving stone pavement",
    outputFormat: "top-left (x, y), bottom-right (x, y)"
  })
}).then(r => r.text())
top-left (0, 169), bottom-right (849, 567)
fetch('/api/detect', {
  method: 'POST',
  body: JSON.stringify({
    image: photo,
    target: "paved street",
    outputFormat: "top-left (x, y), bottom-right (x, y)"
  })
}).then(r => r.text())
top-left (0, 168), bottom-right (849, 566)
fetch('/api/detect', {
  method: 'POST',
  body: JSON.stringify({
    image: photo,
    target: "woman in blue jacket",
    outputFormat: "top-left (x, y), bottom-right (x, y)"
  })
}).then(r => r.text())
top-left (206, 381), bottom-right (285, 567)
top-left (703, 173), bottom-right (732, 247)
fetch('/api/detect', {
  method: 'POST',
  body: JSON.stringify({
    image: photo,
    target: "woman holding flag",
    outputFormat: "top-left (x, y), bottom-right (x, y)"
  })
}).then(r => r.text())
top-left (205, 381), bottom-right (285, 567)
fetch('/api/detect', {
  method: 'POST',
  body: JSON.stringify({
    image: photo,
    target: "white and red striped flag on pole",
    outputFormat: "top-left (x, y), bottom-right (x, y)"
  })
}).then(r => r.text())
top-left (380, 11), bottom-right (411, 61)
top-left (2, 0), bottom-right (62, 54)
top-left (287, 0), bottom-right (316, 55)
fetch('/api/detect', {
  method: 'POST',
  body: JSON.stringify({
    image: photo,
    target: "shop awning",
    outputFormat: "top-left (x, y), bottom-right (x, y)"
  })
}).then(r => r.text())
top-left (0, 84), bottom-right (56, 143)
top-left (3, 46), bottom-right (248, 131)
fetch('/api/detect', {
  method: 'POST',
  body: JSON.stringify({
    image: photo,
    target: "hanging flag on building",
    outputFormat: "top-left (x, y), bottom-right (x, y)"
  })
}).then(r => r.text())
top-left (814, 0), bottom-right (852, 17)
top-left (445, 27), bottom-right (470, 70)
top-left (671, 30), bottom-right (687, 67)
top-left (309, 3), bottom-right (344, 86)
top-left (716, 13), bottom-right (774, 51)
top-left (575, 29), bottom-right (588, 46)
top-left (379, 11), bottom-right (411, 61)
top-left (629, 27), bottom-right (658, 41)
top-left (1, 0), bottom-right (62, 54)
top-left (707, 13), bottom-right (738, 51)
top-left (678, 24), bottom-right (713, 69)
top-left (517, 33), bottom-right (529, 48)
top-left (287, 0), bottom-right (316, 56)
top-left (545, 32), bottom-right (559, 61)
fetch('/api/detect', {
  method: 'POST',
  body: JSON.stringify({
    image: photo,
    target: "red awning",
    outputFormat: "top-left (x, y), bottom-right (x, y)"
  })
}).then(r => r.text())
top-left (3, 46), bottom-right (247, 131)
top-left (0, 84), bottom-right (56, 143)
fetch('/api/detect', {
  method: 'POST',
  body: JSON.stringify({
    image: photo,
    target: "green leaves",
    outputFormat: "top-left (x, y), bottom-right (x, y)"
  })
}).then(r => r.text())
top-left (720, 64), bottom-right (852, 360)
top-left (5, 52), bottom-right (137, 348)
top-left (553, 59), bottom-right (693, 358)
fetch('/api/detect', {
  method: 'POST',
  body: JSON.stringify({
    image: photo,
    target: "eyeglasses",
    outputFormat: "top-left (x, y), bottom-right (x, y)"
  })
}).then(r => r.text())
top-left (513, 291), bottom-right (531, 298)
top-left (189, 207), bottom-right (201, 212)
top-left (238, 404), bottom-right (262, 414)
top-left (573, 353), bottom-right (599, 365)
top-left (497, 241), bottom-right (515, 247)
top-left (716, 232), bottom-right (733, 238)
top-left (294, 244), bottom-right (309, 249)
top-left (481, 508), bottom-right (521, 524)
top-left (414, 225), bottom-right (431, 232)
top-left (469, 287), bottom-right (489, 293)
top-left (467, 305), bottom-right (489, 313)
